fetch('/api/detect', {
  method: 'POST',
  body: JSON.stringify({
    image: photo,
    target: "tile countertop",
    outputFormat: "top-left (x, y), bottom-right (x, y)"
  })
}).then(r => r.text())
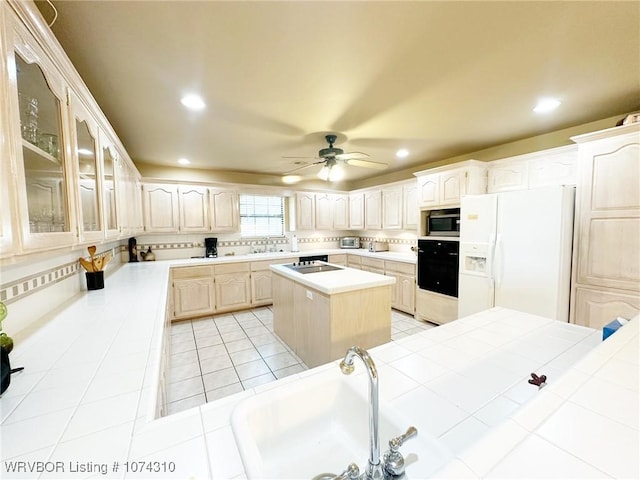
top-left (269, 263), bottom-right (395, 295)
top-left (169, 248), bottom-right (417, 267)
top-left (0, 261), bottom-right (637, 479)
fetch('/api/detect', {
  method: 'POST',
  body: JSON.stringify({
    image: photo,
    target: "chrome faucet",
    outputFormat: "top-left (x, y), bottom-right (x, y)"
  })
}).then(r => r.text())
top-left (340, 346), bottom-right (384, 480)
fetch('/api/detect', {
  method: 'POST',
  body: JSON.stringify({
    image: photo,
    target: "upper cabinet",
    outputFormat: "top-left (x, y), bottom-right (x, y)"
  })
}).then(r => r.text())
top-left (332, 194), bottom-right (349, 230)
top-left (382, 186), bottom-right (402, 230)
top-left (488, 145), bottom-right (578, 193)
top-left (142, 183), bottom-right (239, 233)
top-left (1, 2), bottom-right (143, 256)
top-left (210, 188), bottom-right (238, 232)
top-left (70, 91), bottom-right (103, 243)
top-left (414, 160), bottom-right (487, 208)
top-left (314, 193), bottom-right (333, 230)
top-left (295, 192), bottom-right (316, 230)
top-left (178, 185), bottom-right (209, 232)
top-left (348, 192), bottom-right (364, 230)
top-left (364, 190), bottom-right (382, 230)
top-left (402, 182), bottom-right (418, 230)
top-left (9, 21), bottom-right (76, 251)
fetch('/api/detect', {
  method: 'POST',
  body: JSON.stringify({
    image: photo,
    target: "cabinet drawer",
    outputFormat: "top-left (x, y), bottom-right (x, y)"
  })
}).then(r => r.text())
top-left (361, 257), bottom-right (384, 269)
top-left (171, 265), bottom-right (214, 279)
top-left (347, 254), bottom-right (362, 267)
top-left (215, 262), bottom-right (250, 275)
top-left (328, 254), bottom-right (347, 265)
top-left (384, 260), bottom-right (416, 275)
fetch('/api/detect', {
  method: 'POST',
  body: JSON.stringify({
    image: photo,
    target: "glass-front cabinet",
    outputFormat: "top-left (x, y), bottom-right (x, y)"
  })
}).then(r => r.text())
top-left (10, 18), bottom-right (76, 251)
top-left (70, 91), bottom-right (103, 243)
top-left (100, 130), bottom-right (120, 238)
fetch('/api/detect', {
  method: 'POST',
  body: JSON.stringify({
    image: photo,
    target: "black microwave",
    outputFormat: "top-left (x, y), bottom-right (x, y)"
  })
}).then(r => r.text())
top-left (428, 208), bottom-right (460, 236)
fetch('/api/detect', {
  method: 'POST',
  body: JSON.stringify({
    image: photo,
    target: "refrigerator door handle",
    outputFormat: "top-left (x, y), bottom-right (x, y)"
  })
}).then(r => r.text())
top-left (487, 233), bottom-right (496, 281)
top-left (494, 233), bottom-right (504, 288)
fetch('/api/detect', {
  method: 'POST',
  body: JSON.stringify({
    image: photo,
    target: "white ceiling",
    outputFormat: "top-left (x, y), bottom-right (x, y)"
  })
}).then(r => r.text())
top-left (36, 1), bottom-right (639, 185)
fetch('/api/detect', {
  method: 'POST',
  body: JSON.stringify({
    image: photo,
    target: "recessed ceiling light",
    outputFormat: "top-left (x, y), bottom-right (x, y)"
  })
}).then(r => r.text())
top-left (396, 149), bottom-right (409, 158)
top-left (533, 98), bottom-right (561, 113)
top-left (180, 94), bottom-right (206, 111)
top-left (282, 175), bottom-right (301, 184)
top-left (177, 158), bottom-right (190, 165)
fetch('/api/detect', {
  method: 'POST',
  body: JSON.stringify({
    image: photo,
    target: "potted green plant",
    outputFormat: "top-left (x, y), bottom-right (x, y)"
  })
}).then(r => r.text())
top-left (0, 301), bottom-right (13, 353)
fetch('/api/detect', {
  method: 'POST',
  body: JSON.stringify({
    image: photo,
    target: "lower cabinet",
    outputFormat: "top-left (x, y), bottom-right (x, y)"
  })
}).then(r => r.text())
top-left (171, 266), bottom-right (216, 320)
top-left (250, 257), bottom-right (296, 306)
top-left (385, 260), bottom-right (416, 315)
top-left (415, 288), bottom-right (457, 325)
top-left (573, 286), bottom-right (640, 330)
top-left (214, 263), bottom-right (251, 313)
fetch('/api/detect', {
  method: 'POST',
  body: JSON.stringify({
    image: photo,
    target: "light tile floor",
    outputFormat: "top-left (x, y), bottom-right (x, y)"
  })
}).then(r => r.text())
top-left (167, 307), bottom-right (436, 415)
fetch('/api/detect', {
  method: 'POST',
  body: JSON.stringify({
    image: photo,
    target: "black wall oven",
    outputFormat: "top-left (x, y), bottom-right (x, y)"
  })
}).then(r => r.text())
top-left (417, 239), bottom-right (459, 297)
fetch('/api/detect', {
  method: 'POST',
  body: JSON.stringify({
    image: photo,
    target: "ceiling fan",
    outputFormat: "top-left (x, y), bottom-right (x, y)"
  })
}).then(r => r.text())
top-left (283, 134), bottom-right (388, 181)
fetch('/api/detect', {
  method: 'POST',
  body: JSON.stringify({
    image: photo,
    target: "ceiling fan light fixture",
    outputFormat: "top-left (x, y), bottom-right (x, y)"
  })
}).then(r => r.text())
top-left (317, 165), bottom-right (330, 181)
top-left (328, 163), bottom-right (345, 181)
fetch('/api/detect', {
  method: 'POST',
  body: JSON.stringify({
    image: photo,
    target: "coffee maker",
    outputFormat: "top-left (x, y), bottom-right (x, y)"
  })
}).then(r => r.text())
top-left (205, 237), bottom-right (218, 258)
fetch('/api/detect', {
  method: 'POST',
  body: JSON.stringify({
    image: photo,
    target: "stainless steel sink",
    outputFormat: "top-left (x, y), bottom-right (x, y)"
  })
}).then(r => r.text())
top-left (283, 261), bottom-right (344, 274)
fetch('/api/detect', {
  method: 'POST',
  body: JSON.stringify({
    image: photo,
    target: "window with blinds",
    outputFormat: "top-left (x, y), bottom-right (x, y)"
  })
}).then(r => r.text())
top-left (239, 194), bottom-right (285, 237)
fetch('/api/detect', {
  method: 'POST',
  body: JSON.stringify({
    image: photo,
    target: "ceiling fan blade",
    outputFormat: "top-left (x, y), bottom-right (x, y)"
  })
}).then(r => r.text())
top-left (283, 159), bottom-right (325, 175)
top-left (345, 158), bottom-right (388, 170)
top-left (281, 156), bottom-right (317, 159)
top-left (335, 152), bottom-right (369, 160)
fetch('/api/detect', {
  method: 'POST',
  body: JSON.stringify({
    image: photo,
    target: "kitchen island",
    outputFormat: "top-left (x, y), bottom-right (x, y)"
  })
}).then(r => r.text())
top-left (270, 262), bottom-right (395, 367)
top-left (1, 260), bottom-right (637, 479)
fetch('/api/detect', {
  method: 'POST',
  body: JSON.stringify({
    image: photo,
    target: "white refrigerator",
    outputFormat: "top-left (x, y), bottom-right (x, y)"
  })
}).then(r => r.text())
top-left (458, 185), bottom-right (575, 321)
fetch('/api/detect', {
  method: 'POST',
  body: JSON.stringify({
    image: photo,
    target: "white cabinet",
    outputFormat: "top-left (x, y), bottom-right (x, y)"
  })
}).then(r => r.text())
top-left (171, 266), bottom-right (215, 321)
top-left (414, 160), bottom-right (487, 208)
top-left (178, 185), bottom-right (209, 232)
top-left (382, 186), bottom-right (403, 230)
top-left (143, 184), bottom-right (179, 232)
top-left (570, 124), bottom-right (640, 329)
top-left (70, 91), bottom-right (103, 243)
top-left (488, 145), bottom-right (578, 193)
top-left (210, 189), bottom-right (238, 232)
top-left (332, 194), bottom-right (349, 230)
top-left (9, 16), bottom-right (77, 252)
top-left (117, 155), bottom-right (143, 236)
top-left (295, 192), bottom-right (315, 230)
top-left (349, 193), bottom-right (365, 229)
top-left (403, 182), bottom-right (418, 230)
top-left (364, 190), bottom-right (382, 230)
top-left (385, 260), bottom-right (416, 315)
top-left (98, 131), bottom-right (120, 238)
top-left (214, 262), bottom-right (251, 313)
top-left (315, 193), bottom-right (333, 230)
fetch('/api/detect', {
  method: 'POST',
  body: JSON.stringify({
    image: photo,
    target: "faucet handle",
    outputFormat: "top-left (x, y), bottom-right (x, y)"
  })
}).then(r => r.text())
top-left (333, 463), bottom-right (360, 480)
top-left (383, 426), bottom-right (417, 477)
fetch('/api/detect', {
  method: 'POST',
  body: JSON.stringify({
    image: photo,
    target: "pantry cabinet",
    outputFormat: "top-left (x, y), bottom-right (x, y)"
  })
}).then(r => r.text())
top-left (570, 124), bottom-right (640, 329)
